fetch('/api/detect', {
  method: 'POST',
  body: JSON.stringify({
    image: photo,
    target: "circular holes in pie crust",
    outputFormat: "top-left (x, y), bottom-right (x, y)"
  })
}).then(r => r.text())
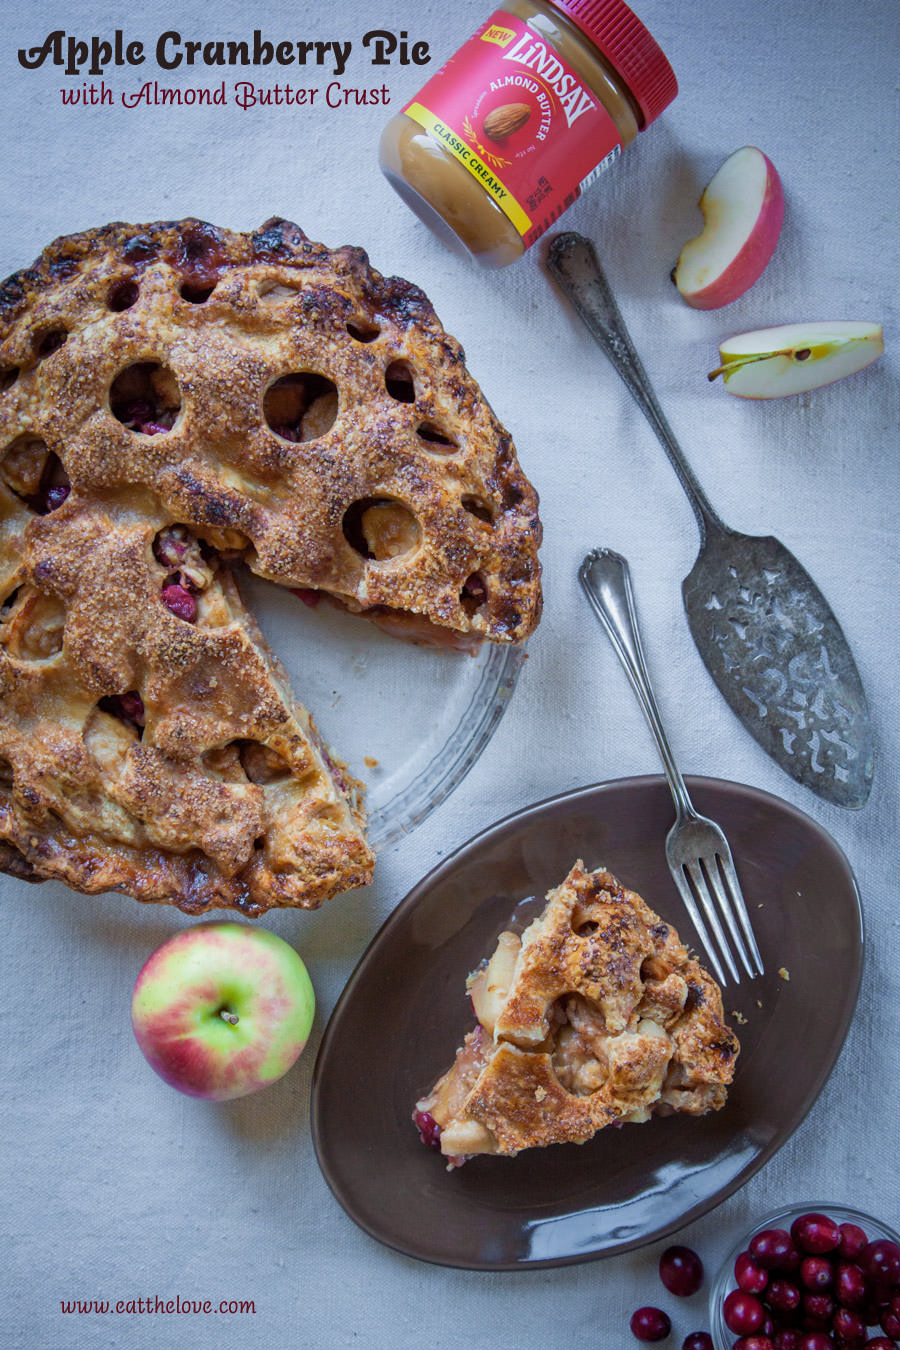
top-left (256, 279), bottom-right (300, 305)
top-left (347, 318), bottom-right (381, 343)
top-left (416, 421), bottom-right (458, 453)
top-left (110, 362), bottom-right (181, 436)
top-left (33, 328), bottom-right (68, 360)
top-left (342, 497), bottom-right (422, 563)
top-left (0, 439), bottom-right (70, 514)
top-left (461, 495), bottom-right (494, 525)
top-left (460, 571), bottom-right (488, 616)
top-left (264, 373), bottom-right (338, 443)
top-left (384, 360), bottom-right (416, 403)
top-left (1, 589), bottom-right (66, 661)
top-left (107, 278), bottom-right (140, 312)
top-left (179, 279), bottom-right (216, 305)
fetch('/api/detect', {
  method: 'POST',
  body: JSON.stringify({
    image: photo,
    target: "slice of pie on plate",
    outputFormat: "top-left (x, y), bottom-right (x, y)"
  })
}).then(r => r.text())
top-left (413, 861), bottom-right (739, 1165)
top-left (0, 218), bottom-right (542, 912)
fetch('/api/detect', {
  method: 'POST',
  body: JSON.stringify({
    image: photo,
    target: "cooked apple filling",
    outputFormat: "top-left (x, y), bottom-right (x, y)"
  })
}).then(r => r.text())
top-left (414, 862), bottom-right (739, 1165)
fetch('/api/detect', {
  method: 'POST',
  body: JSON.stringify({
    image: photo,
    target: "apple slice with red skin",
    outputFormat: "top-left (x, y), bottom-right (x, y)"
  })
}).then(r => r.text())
top-left (709, 320), bottom-right (884, 398)
top-left (131, 922), bottom-right (315, 1101)
top-left (674, 147), bottom-right (784, 309)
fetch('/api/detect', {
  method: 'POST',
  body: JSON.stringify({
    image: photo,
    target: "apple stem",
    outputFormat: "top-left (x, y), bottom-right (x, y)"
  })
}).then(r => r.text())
top-left (219, 1010), bottom-right (240, 1025)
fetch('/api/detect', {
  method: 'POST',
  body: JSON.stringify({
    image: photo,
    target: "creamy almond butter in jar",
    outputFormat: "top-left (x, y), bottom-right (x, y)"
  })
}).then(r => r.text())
top-left (380, 0), bottom-right (677, 267)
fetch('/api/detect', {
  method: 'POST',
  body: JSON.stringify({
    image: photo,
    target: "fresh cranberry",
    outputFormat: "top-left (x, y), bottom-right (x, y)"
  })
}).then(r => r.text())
top-left (790, 1213), bottom-right (841, 1255)
top-left (831, 1306), bottom-right (866, 1346)
top-left (629, 1307), bottom-right (671, 1342)
top-left (737, 1252), bottom-right (770, 1294)
top-left (412, 1109), bottom-right (441, 1149)
top-left (773, 1333), bottom-right (802, 1350)
top-left (838, 1224), bottom-right (869, 1260)
top-left (724, 1290), bottom-right (766, 1335)
top-left (835, 1261), bottom-right (867, 1308)
top-left (766, 1278), bottom-right (801, 1314)
top-left (866, 1340), bottom-right (900, 1350)
top-left (799, 1256), bottom-right (833, 1291)
top-left (659, 1245), bottom-right (704, 1297)
top-left (865, 1299), bottom-right (889, 1325)
top-left (802, 1291), bottom-right (834, 1324)
top-left (161, 584), bottom-right (197, 622)
top-left (883, 1301), bottom-right (900, 1340)
top-left (751, 1231), bottom-right (796, 1270)
top-left (733, 1339), bottom-right (774, 1350)
top-left (138, 421), bottom-right (171, 436)
top-left (681, 1335), bottom-right (712, 1350)
top-left (798, 1335), bottom-right (833, 1350)
top-left (862, 1241), bottom-right (900, 1286)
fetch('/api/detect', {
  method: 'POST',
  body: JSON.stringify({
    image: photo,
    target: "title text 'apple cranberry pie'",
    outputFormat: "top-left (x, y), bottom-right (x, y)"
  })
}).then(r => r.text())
top-left (414, 861), bottom-right (739, 1165)
top-left (0, 218), bottom-right (541, 913)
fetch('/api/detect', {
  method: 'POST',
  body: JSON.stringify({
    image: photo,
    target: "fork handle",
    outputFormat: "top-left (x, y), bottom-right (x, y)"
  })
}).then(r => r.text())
top-left (579, 548), bottom-right (695, 822)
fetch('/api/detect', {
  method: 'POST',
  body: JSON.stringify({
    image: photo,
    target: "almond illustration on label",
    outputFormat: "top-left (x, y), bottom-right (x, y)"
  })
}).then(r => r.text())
top-left (483, 103), bottom-right (531, 142)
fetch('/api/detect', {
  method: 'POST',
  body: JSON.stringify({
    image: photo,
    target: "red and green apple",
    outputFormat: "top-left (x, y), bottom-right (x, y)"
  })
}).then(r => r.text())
top-left (708, 320), bottom-right (884, 397)
top-left (131, 922), bottom-right (315, 1101)
top-left (673, 146), bottom-right (784, 309)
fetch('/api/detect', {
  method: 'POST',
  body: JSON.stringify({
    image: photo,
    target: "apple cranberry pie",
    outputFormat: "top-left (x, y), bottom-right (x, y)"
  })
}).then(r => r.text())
top-left (414, 862), bottom-right (739, 1164)
top-left (0, 218), bottom-right (541, 913)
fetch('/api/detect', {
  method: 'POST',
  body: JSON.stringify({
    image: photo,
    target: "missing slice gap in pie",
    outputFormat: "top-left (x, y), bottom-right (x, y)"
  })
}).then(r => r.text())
top-left (413, 861), bottom-right (739, 1166)
top-left (0, 218), bottom-right (541, 914)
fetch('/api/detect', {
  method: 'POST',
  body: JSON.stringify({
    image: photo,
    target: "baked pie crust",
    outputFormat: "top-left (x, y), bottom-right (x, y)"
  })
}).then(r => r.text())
top-left (414, 861), bottom-right (739, 1164)
top-left (0, 218), bottom-right (542, 913)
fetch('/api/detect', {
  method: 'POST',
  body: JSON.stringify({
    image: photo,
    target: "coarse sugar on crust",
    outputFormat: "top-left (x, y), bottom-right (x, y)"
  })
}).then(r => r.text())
top-left (0, 218), bottom-right (542, 913)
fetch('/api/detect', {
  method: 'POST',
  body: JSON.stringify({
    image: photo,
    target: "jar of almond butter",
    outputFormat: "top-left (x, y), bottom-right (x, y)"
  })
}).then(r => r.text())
top-left (380, 0), bottom-right (676, 267)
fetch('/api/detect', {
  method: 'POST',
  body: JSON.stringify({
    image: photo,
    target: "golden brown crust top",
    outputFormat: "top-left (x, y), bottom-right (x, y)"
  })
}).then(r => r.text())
top-left (0, 217), bottom-right (541, 641)
top-left (419, 862), bottom-right (739, 1159)
top-left (0, 487), bottom-right (373, 914)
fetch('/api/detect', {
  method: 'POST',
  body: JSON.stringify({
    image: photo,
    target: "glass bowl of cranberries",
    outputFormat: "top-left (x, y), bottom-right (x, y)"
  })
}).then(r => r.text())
top-left (709, 1203), bottom-right (900, 1350)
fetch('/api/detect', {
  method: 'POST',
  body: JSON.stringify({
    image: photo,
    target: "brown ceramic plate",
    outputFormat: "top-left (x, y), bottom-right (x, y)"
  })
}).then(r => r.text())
top-left (311, 776), bottom-right (863, 1270)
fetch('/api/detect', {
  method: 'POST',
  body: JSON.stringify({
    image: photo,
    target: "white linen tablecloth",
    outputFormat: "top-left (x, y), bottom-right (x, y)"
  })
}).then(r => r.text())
top-left (2, 0), bottom-right (898, 1345)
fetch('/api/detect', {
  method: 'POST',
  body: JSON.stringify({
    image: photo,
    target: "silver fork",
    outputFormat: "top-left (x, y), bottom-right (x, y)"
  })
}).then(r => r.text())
top-left (579, 547), bottom-right (764, 984)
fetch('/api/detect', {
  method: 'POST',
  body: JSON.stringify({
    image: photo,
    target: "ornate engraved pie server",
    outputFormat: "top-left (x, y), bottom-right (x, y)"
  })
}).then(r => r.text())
top-left (546, 232), bottom-right (874, 808)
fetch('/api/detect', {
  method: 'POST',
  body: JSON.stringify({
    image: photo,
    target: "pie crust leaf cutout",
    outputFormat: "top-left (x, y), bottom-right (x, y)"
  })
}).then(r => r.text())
top-left (414, 862), bottom-right (740, 1165)
top-left (0, 218), bottom-right (541, 912)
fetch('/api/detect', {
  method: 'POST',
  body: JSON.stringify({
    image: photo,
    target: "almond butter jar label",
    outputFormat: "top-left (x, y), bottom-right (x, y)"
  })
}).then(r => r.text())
top-left (402, 11), bottom-right (622, 250)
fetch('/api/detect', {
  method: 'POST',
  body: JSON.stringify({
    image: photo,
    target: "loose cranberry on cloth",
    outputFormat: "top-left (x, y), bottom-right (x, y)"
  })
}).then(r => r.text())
top-left (660, 1246), bottom-right (705, 1297)
top-left (629, 1307), bottom-right (671, 1342)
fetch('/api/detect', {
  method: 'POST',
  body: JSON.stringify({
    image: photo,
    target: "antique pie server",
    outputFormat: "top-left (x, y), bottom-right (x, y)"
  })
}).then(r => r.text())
top-left (546, 232), bottom-right (874, 808)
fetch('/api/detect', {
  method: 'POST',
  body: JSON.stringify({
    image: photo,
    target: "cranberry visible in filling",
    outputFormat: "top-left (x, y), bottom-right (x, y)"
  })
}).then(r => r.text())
top-left (460, 572), bottom-right (488, 616)
top-left (43, 484), bottom-right (70, 512)
top-left (291, 587), bottom-right (321, 608)
top-left (99, 691), bottom-right (145, 732)
top-left (412, 1109), bottom-right (442, 1150)
top-left (110, 363), bottom-right (180, 435)
top-left (161, 584), bottom-right (197, 622)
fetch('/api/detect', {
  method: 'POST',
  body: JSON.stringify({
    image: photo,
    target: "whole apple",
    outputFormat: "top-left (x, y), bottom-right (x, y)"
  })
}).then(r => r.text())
top-left (131, 922), bottom-right (315, 1101)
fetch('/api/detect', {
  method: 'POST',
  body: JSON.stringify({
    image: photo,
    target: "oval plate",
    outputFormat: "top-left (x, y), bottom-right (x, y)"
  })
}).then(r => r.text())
top-left (312, 776), bottom-right (863, 1270)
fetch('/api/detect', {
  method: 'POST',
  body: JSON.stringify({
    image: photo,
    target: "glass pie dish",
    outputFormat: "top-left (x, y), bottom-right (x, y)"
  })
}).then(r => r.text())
top-left (242, 571), bottom-right (527, 850)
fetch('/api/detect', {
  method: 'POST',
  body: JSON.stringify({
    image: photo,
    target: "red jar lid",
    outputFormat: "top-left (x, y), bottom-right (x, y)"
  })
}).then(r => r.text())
top-left (548, 0), bottom-right (677, 128)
